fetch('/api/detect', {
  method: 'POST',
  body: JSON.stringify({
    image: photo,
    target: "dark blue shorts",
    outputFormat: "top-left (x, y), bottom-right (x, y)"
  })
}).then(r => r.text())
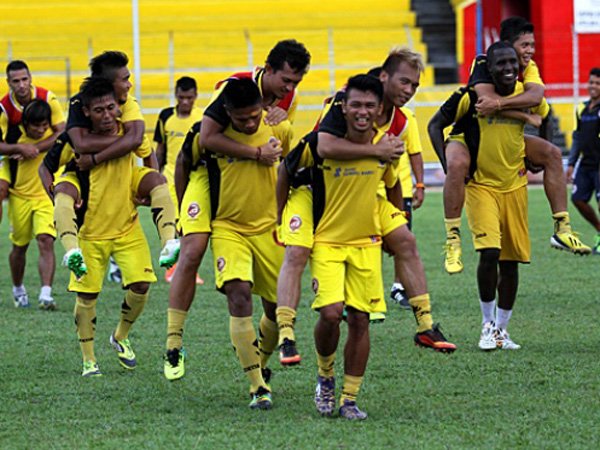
top-left (572, 166), bottom-right (600, 203)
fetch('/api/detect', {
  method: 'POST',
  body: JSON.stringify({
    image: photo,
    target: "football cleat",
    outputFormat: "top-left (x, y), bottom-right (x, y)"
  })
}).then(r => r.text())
top-left (249, 386), bottom-right (272, 410)
top-left (593, 235), bottom-right (600, 255)
top-left (164, 264), bottom-right (177, 283)
top-left (414, 323), bottom-right (457, 353)
top-left (478, 321), bottom-right (497, 351)
top-left (314, 376), bottom-right (336, 417)
top-left (279, 338), bottom-right (301, 366)
top-left (390, 285), bottom-right (410, 310)
top-left (494, 328), bottom-right (521, 350)
top-left (109, 333), bottom-right (136, 369)
top-left (261, 367), bottom-right (272, 384)
top-left (444, 238), bottom-right (464, 274)
top-left (164, 347), bottom-right (186, 381)
top-left (14, 293), bottom-right (30, 308)
top-left (159, 238), bottom-right (180, 268)
top-left (62, 248), bottom-right (88, 279)
top-left (339, 399), bottom-right (368, 421)
top-left (550, 232), bottom-right (591, 255)
top-left (38, 296), bottom-right (57, 311)
top-left (82, 361), bottom-right (102, 377)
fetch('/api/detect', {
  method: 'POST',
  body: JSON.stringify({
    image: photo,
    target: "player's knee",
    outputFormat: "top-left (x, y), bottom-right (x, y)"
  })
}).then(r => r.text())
top-left (129, 282), bottom-right (150, 294)
top-left (0, 180), bottom-right (8, 199)
top-left (36, 234), bottom-right (55, 252)
top-left (284, 246), bottom-right (311, 272)
top-left (319, 304), bottom-right (344, 325)
top-left (179, 238), bottom-right (207, 267)
top-left (346, 307), bottom-right (369, 330)
top-left (446, 145), bottom-right (470, 176)
top-left (384, 226), bottom-right (417, 258)
top-left (479, 248), bottom-right (500, 267)
top-left (54, 182), bottom-right (79, 200)
top-left (11, 244), bottom-right (28, 256)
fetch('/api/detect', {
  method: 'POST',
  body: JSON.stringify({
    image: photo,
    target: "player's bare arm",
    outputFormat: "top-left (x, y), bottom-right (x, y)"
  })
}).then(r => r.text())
top-left (426, 110), bottom-right (454, 172)
top-left (317, 132), bottom-right (403, 161)
top-left (264, 106), bottom-right (288, 126)
top-left (33, 121), bottom-right (65, 152)
top-left (475, 82), bottom-right (544, 115)
top-left (409, 152), bottom-right (425, 208)
top-left (155, 141), bottom-right (166, 171)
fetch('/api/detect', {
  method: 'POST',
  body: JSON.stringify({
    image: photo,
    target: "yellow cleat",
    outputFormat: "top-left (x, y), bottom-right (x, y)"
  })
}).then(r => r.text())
top-left (444, 239), bottom-right (464, 274)
top-left (164, 348), bottom-right (186, 381)
top-left (550, 232), bottom-right (592, 255)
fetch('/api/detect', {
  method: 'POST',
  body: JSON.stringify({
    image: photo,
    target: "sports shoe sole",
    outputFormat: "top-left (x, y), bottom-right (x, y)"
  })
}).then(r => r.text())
top-left (550, 236), bottom-right (591, 255)
top-left (280, 354), bottom-right (301, 366)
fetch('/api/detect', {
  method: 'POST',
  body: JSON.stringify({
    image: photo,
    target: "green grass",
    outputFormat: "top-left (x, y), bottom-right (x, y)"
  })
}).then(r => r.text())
top-left (1, 188), bottom-right (600, 449)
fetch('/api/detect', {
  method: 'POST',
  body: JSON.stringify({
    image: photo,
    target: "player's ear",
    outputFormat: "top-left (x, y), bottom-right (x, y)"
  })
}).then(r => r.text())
top-left (82, 105), bottom-right (90, 118)
top-left (341, 100), bottom-right (347, 115)
top-left (264, 62), bottom-right (273, 74)
top-left (379, 70), bottom-right (388, 84)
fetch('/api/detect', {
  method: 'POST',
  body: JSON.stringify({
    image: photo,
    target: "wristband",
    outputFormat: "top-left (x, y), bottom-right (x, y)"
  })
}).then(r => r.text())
top-left (91, 154), bottom-right (97, 166)
top-left (256, 147), bottom-right (262, 160)
top-left (415, 182), bottom-right (425, 189)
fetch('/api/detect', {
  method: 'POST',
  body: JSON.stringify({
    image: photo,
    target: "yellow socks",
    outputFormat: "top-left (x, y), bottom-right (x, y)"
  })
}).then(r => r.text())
top-left (317, 352), bottom-right (336, 378)
top-left (444, 217), bottom-right (461, 241)
top-left (409, 293), bottom-right (433, 333)
top-left (54, 192), bottom-right (79, 252)
top-left (74, 297), bottom-right (97, 363)
top-left (150, 184), bottom-right (177, 247)
top-left (166, 308), bottom-right (188, 350)
top-left (276, 306), bottom-right (296, 346)
top-left (552, 211), bottom-right (572, 234)
top-left (230, 316), bottom-right (267, 393)
top-left (340, 374), bottom-right (363, 406)
top-left (258, 314), bottom-right (279, 368)
top-left (114, 290), bottom-right (149, 340)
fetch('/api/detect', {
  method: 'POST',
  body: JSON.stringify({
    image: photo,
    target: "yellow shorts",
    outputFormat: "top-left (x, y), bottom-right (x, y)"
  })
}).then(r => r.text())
top-left (55, 170), bottom-right (81, 196)
top-left (465, 184), bottom-right (530, 262)
top-left (280, 186), bottom-right (314, 248)
top-left (130, 165), bottom-right (155, 196)
top-left (211, 226), bottom-right (284, 303)
top-left (310, 244), bottom-right (386, 314)
top-left (8, 195), bottom-right (56, 246)
top-left (167, 181), bottom-right (180, 221)
top-left (377, 195), bottom-right (408, 237)
top-left (178, 171), bottom-right (211, 236)
top-left (68, 220), bottom-right (156, 293)
top-left (0, 157), bottom-right (9, 183)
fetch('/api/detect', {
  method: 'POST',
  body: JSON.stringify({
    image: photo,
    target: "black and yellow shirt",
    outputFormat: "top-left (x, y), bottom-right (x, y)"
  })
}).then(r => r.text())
top-left (469, 55), bottom-right (544, 87)
top-left (67, 94), bottom-right (143, 131)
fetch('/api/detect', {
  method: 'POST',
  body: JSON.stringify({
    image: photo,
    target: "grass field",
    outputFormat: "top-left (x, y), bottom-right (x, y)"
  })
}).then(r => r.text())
top-left (1, 188), bottom-right (599, 449)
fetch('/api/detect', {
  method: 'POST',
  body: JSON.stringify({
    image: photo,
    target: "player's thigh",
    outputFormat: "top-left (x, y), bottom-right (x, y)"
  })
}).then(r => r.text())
top-left (310, 244), bottom-right (346, 311)
top-left (378, 195), bottom-right (407, 237)
top-left (280, 185), bottom-right (314, 248)
top-left (179, 174), bottom-right (211, 236)
top-left (8, 196), bottom-right (34, 246)
top-left (69, 239), bottom-right (112, 293)
top-left (248, 228), bottom-right (285, 303)
top-left (446, 135), bottom-right (471, 174)
top-left (32, 197), bottom-right (56, 239)
top-left (345, 246), bottom-right (385, 314)
top-left (179, 232), bottom-right (210, 267)
top-left (523, 134), bottom-right (559, 166)
top-left (55, 171), bottom-right (81, 199)
top-left (211, 227), bottom-right (253, 291)
top-left (499, 187), bottom-right (530, 263)
top-left (465, 185), bottom-right (501, 251)
top-left (112, 221), bottom-right (157, 287)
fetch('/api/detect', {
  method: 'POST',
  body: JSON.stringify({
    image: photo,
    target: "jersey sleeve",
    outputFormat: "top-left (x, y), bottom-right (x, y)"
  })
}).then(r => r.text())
top-left (47, 91), bottom-right (66, 126)
top-left (316, 91), bottom-right (347, 137)
top-left (181, 122), bottom-right (203, 167)
top-left (284, 132), bottom-right (316, 177)
top-left (467, 55), bottom-right (493, 86)
top-left (440, 87), bottom-right (470, 123)
top-left (43, 132), bottom-right (72, 173)
top-left (523, 60), bottom-right (544, 86)
top-left (402, 109), bottom-right (422, 155)
top-left (66, 95), bottom-right (91, 130)
top-left (382, 163), bottom-right (398, 189)
top-left (133, 134), bottom-right (153, 158)
top-left (0, 112), bottom-right (7, 141)
top-left (121, 96), bottom-right (144, 123)
top-left (203, 82), bottom-right (230, 127)
top-left (153, 111), bottom-right (166, 144)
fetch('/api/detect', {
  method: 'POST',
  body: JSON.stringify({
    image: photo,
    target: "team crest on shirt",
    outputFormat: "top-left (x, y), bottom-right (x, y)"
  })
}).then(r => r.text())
top-left (217, 257), bottom-right (226, 272)
top-left (187, 202), bottom-right (200, 218)
top-left (289, 215), bottom-right (302, 231)
top-left (312, 277), bottom-right (319, 294)
top-left (518, 168), bottom-right (526, 177)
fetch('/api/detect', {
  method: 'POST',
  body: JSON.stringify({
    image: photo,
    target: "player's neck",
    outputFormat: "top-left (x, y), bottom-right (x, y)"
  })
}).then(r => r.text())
top-left (176, 105), bottom-right (191, 118)
top-left (589, 97), bottom-right (600, 109)
top-left (378, 101), bottom-right (394, 126)
top-left (346, 127), bottom-right (375, 145)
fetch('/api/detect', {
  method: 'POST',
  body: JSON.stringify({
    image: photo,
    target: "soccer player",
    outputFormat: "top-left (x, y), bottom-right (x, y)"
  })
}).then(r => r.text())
top-left (50, 51), bottom-right (178, 279)
top-left (566, 68), bottom-right (600, 254)
top-left (277, 48), bottom-right (455, 363)
top-left (308, 74), bottom-right (397, 419)
top-left (62, 77), bottom-right (156, 377)
top-left (163, 120), bottom-right (211, 380)
top-left (206, 78), bottom-right (292, 409)
top-left (154, 76), bottom-right (202, 283)
top-left (0, 100), bottom-right (57, 309)
top-left (439, 16), bottom-right (590, 275)
top-left (429, 41), bottom-right (547, 350)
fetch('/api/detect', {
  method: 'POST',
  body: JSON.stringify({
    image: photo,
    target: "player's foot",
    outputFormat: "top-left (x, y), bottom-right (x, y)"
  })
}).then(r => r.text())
top-left (13, 293), bottom-right (30, 308)
top-left (107, 257), bottom-right (122, 283)
top-left (444, 238), bottom-right (464, 274)
top-left (339, 399), bottom-right (368, 421)
top-left (249, 386), bottom-right (272, 410)
top-left (109, 333), bottom-right (136, 369)
top-left (390, 285), bottom-right (410, 310)
top-left (314, 375), bottom-right (335, 416)
top-left (165, 264), bottom-right (177, 283)
top-left (82, 361), bottom-right (102, 377)
top-left (195, 273), bottom-right (204, 285)
top-left (279, 338), bottom-right (301, 366)
top-left (478, 321), bottom-right (497, 351)
top-left (494, 328), bottom-right (521, 350)
top-left (414, 323), bottom-right (457, 353)
top-left (261, 367), bottom-right (272, 384)
top-left (550, 232), bottom-right (591, 255)
top-left (369, 312), bottom-right (386, 323)
top-left (592, 234), bottom-right (600, 255)
top-left (159, 239), bottom-right (180, 268)
top-left (164, 347), bottom-right (186, 381)
top-left (38, 296), bottom-right (57, 311)
top-left (62, 248), bottom-right (88, 279)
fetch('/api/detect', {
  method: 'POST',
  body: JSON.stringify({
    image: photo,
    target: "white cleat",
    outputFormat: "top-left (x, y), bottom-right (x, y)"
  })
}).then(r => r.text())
top-left (478, 321), bottom-right (497, 351)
